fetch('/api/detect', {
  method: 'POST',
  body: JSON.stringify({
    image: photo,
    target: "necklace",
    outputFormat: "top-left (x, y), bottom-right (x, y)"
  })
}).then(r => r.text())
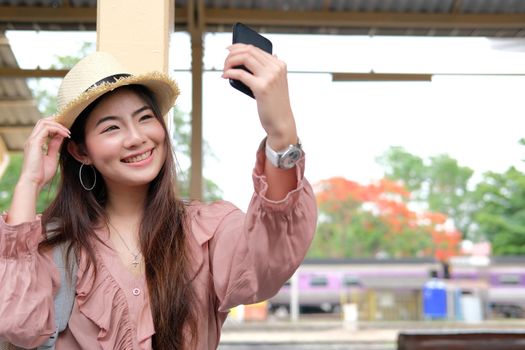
top-left (108, 221), bottom-right (142, 268)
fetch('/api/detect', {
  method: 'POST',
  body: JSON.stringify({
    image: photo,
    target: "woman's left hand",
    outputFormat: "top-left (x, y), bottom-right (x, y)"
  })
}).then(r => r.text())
top-left (222, 43), bottom-right (298, 150)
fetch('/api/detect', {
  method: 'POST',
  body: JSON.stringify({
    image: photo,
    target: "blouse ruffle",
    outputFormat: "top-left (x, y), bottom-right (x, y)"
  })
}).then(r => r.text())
top-left (74, 238), bottom-right (154, 350)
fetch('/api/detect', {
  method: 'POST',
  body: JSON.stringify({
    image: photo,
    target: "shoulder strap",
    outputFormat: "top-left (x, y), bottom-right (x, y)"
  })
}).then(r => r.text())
top-left (36, 243), bottom-right (78, 350)
top-left (1, 243), bottom-right (78, 350)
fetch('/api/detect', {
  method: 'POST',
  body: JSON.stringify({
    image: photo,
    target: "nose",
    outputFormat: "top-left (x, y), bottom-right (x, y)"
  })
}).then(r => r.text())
top-left (123, 123), bottom-right (146, 148)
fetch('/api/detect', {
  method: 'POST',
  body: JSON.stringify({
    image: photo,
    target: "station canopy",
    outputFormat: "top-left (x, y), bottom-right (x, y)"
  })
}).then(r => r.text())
top-left (1, 0), bottom-right (524, 151)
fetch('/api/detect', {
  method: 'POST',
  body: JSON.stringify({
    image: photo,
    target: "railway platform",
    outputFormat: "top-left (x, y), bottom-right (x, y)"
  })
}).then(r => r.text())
top-left (218, 318), bottom-right (525, 349)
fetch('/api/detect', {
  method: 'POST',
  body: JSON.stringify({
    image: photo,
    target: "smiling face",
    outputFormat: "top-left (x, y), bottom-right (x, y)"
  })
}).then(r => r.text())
top-left (79, 87), bottom-right (167, 192)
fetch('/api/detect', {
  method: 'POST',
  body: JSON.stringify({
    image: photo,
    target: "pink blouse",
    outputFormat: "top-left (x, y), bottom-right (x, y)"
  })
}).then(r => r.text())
top-left (0, 148), bottom-right (317, 349)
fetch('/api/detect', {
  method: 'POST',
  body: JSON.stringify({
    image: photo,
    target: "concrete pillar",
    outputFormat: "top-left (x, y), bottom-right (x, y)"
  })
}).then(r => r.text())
top-left (96, 0), bottom-right (174, 74)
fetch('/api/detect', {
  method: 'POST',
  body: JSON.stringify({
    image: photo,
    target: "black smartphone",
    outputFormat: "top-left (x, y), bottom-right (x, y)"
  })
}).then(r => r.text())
top-left (229, 22), bottom-right (273, 99)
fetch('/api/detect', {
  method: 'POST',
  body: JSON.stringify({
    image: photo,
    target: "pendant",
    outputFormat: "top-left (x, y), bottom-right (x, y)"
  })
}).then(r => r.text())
top-left (131, 254), bottom-right (140, 268)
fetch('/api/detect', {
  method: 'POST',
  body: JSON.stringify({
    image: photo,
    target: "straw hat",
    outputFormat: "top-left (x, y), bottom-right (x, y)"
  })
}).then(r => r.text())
top-left (53, 51), bottom-right (179, 128)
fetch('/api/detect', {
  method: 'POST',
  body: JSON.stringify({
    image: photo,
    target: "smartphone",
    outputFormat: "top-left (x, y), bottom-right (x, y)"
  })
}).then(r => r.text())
top-left (229, 22), bottom-right (273, 99)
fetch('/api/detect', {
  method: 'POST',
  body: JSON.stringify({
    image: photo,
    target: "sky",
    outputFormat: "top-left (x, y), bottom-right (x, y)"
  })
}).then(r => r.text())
top-left (6, 30), bottom-right (525, 212)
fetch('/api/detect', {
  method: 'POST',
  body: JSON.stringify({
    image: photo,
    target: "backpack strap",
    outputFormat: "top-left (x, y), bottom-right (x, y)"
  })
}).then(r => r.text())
top-left (36, 243), bottom-right (78, 350)
top-left (0, 242), bottom-right (77, 350)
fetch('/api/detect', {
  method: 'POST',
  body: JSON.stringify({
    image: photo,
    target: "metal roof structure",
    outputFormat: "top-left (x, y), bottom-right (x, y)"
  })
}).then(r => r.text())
top-left (0, 32), bottom-right (41, 152)
top-left (1, 0), bottom-right (525, 36)
top-left (0, 0), bottom-right (525, 152)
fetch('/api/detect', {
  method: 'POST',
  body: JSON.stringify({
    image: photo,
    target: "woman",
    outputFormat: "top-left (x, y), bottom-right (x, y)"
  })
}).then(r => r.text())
top-left (0, 45), bottom-right (316, 349)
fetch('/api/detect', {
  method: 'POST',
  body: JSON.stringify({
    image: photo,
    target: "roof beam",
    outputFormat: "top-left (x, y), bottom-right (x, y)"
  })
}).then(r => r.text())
top-left (0, 67), bottom-right (68, 78)
top-left (0, 6), bottom-right (187, 25)
top-left (204, 9), bottom-right (525, 30)
top-left (1, 6), bottom-right (524, 32)
top-left (332, 72), bottom-right (432, 82)
top-left (332, 72), bottom-right (525, 82)
top-left (0, 6), bottom-right (96, 23)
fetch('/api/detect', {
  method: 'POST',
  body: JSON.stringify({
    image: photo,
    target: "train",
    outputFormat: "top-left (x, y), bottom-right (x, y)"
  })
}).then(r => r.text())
top-left (267, 256), bottom-right (525, 320)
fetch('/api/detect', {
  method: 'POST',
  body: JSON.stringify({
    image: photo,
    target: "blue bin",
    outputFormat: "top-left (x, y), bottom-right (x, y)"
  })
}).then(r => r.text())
top-left (423, 278), bottom-right (447, 319)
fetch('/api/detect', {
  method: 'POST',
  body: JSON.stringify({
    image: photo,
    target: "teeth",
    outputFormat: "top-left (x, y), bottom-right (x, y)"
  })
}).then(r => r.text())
top-left (123, 150), bottom-right (151, 163)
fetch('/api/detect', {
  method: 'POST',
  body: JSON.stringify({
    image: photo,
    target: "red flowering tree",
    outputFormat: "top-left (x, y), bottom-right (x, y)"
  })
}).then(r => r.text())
top-left (311, 176), bottom-right (460, 260)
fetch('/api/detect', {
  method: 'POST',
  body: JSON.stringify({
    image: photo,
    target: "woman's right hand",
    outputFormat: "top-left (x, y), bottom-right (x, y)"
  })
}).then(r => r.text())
top-left (6, 117), bottom-right (70, 225)
top-left (18, 117), bottom-right (70, 193)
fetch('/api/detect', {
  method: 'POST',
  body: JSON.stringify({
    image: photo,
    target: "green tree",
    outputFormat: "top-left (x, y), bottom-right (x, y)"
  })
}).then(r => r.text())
top-left (425, 154), bottom-right (475, 236)
top-left (471, 167), bottom-right (525, 255)
top-left (377, 146), bottom-right (475, 239)
top-left (376, 146), bottom-right (425, 192)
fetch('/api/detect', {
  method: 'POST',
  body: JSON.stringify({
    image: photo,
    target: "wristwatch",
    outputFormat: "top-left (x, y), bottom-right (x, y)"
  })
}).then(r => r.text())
top-left (265, 138), bottom-right (303, 169)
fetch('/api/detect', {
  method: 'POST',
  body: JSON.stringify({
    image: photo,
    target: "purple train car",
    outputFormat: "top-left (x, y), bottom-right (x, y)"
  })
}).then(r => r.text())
top-left (487, 257), bottom-right (525, 318)
top-left (446, 256), bottom-right (525, 318)
top-left (269, 258), bottom-right (440, 313)
top-left (269, 256), bottom-right (525, 319)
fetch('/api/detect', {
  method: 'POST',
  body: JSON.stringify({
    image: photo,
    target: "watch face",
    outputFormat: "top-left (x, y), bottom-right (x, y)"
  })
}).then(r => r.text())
top-left (279, 148), bottom-right (303, 169)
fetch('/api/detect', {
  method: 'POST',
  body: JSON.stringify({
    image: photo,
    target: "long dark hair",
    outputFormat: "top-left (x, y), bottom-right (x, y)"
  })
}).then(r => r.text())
top-left (40, 84), bottom-right (197, 348)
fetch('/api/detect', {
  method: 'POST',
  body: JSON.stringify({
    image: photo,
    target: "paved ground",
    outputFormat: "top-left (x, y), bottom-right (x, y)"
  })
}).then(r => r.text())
top-left (218, 318), bottom-right (525, 349)
top-left (219, 320), bottom-right (396, 349)
top-left (218, 344), bottom-right (394, 350)
top-left (220, 323), bottom-right (396, 344)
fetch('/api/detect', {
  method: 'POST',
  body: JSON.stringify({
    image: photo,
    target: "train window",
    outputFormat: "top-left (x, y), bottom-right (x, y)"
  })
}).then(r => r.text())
top-left (499, 274), bottom-right (521, 285)
top-left (343, 275), bottom-right (360, 287)
top-left (309, 275), bottom-right (328, 287)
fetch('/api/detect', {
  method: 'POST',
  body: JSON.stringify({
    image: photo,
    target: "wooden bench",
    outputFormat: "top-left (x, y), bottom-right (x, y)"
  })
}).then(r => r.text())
top-left (398, 330), bottom-right (525, 350)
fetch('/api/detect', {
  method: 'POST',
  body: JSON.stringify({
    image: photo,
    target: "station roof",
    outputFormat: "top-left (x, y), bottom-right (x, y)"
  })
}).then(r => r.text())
top-left (0, 0), bottom-right (524, 36)
top-left (0, 32), bottom-right (41, 152)
top-left (1, 0), bottom-right (525, 151)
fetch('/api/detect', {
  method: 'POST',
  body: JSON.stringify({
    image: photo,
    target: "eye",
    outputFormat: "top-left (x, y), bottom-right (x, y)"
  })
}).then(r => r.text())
top-left (102, 125), bottom-right (119, 133)
top-left (140, 114), bottom-right (154, 122)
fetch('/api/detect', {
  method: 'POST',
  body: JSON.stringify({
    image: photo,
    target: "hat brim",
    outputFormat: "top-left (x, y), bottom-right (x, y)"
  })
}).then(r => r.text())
top-left (53, 72), bottom-right (180, 129)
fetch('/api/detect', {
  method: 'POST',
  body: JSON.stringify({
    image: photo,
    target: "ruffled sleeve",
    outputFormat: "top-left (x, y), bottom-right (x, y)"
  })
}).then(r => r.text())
top-left (190, 141), bottom-right (317, 313)
top-left (0, 215), bottom-right (60, 348)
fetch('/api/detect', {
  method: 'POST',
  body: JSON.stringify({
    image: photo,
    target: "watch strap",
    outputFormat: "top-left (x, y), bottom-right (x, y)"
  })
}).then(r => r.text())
top-left (265, 138), bottom-right (302, 169)
top-left (265, 139), bottom-right (281, 168)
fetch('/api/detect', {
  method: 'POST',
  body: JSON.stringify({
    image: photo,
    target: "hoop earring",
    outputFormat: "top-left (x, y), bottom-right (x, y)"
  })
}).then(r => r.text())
top-left (79, 163), bottom-right (96, 191)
